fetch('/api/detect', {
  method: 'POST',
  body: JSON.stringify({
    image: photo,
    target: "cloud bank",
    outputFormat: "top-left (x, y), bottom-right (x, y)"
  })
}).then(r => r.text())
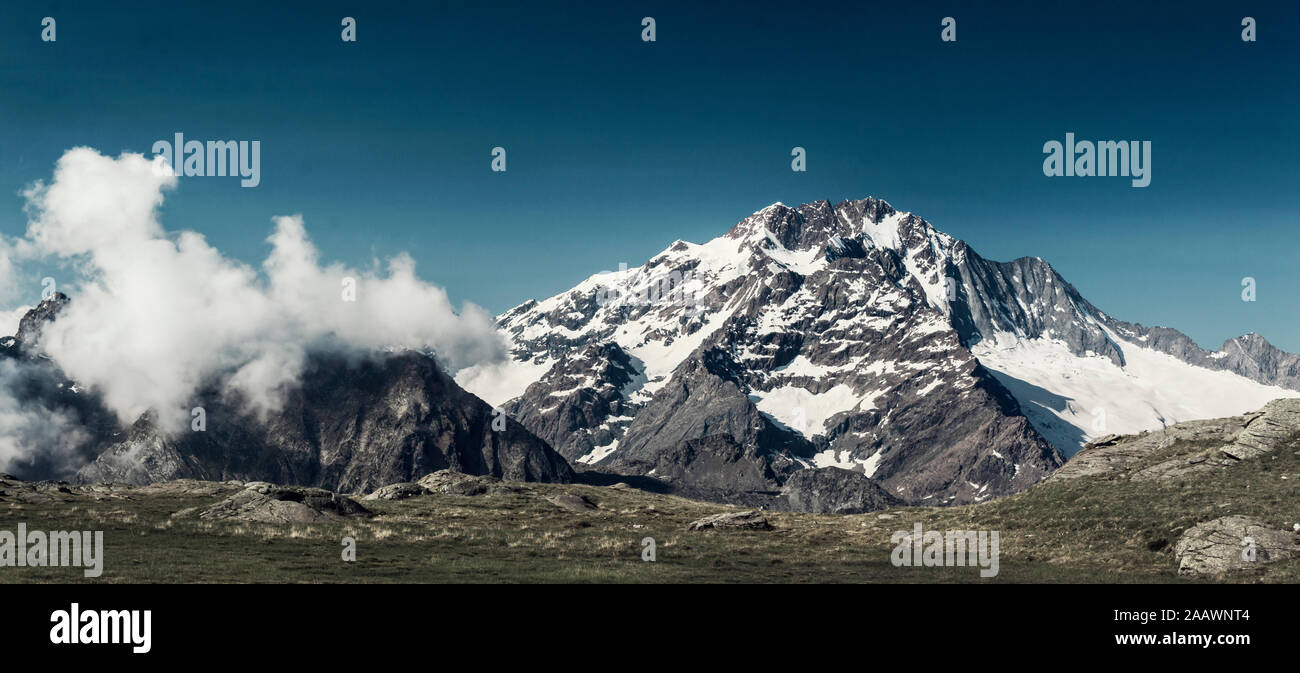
top-left (1, 147), bottom-right (504, 451)
top-left (0, 359), bottom-right (91, 475)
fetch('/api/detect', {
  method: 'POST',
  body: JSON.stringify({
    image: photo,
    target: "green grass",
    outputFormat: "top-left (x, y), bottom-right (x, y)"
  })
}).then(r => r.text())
top-left (2, 434), bottom-right (1297, 583)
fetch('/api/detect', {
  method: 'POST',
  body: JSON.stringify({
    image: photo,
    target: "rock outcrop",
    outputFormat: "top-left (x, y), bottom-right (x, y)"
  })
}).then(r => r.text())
top-left (1173, 516), bottom-right (1299, 575)
top-left (781, 466), bottom-right (902, 515)
top-left (363, 482), bottom-right (430, 501)
top-left (545, 493), bottom-right (598, 512)
top-left (416, 470), bottom-right (506, 495)
top-left (181, 482), bottom-right (372, 524)
top-left (1052, 398), bottom-right (1300, 482)
top-left (686, 510), bottom-right (772, 531)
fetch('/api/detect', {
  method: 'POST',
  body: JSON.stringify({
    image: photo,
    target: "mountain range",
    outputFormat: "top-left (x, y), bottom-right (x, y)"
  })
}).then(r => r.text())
top-left (4, 196), bottom-right (1296, 513)
top-left (456, 197), bottom-right (1299, 506)
top-left (0, 295), bottom-right (572, 491)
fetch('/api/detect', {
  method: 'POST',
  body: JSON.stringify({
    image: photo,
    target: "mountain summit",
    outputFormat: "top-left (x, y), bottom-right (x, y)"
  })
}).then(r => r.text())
top-left (459, 197), bottom-right (1298, 506)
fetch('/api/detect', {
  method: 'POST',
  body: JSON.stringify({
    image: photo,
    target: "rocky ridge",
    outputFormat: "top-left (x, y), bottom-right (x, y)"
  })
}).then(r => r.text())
top-left (1, 296), bottom-right (574, 494)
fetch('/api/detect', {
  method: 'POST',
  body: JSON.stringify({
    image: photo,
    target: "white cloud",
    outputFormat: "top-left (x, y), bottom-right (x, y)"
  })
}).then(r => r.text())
top-left (0, 360), bottom-right (90, 476)
top-left (11, 147), bottom-right (505, 433)
top-left (0, 306), bottom-right (29, 339)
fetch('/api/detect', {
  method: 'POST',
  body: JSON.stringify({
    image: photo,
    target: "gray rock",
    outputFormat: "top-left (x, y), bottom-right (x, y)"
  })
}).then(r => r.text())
top-left (12, 292), bottom-right (71, 353)
top-left (192, 484), bottom-right (372, 524)
top-left (135, 480), bottom-right (237, 498)
top-left (1221, 398), bottom-right (1300, 459)
top-left (781, 467), bottom-right (901, 514)
top-left (417, 470), bottom-right (502, 495)
top-left (1051, 415), bottom-right (1251, 482)
top-left (686, 510), bottom-right (772, 531)
top-left (1053, 399), bottom-right (1300, 483)
top-left (1173, 516), bottom-right (1298, 575)
top-left (617, 434), bottom-right (798, 504)
top-left (610, 353), bottom-right (815, 475)
top-left (363, 482), bottom-right (430, 501)
top-left (545, 493), bottom-right (598, 512)
top-left (75, 351), bottom-right (573, 493)
top-left (0, 476), bottom-right (83, 504)
top-left (1139, 400), bottom-right (1300, 479)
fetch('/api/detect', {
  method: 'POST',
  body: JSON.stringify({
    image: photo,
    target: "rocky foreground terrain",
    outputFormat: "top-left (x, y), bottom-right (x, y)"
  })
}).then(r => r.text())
top-left (2, 399), bottom-right (1296, 583)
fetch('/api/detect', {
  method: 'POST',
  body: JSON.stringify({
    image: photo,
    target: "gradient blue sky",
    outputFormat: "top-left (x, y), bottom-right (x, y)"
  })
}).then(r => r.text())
top-left (1, 1), bottom-right (1297, 350)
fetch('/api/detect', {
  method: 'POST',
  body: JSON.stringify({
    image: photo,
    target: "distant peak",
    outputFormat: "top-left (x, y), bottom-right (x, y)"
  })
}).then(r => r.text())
top-left (13, 292), bottom-right (71, 352)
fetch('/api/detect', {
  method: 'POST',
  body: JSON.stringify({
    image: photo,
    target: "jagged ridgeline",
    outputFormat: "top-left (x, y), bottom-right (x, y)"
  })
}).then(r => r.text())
top-left (458, 197), bottom-right (1300, 507)
top-left (5, 197), bottom-right (1298, 514)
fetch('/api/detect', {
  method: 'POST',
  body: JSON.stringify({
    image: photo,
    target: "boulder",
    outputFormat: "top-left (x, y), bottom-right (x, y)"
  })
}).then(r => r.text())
top-left (1220, 398), bottom-right (1300, 460)
top-left (363, 482), bottom-right (431, 501)
top-left (417, 470), bottom-right (502, 495)
top-left (686, 510), bottom-right (772, 531)
top-left (781, 467), bottom-right (901, 514)
top-left (545, 493), bottom-right (598, 512)
top-left (1173, 515), bottom-right (1298, 575)
top-left (187, 484), bottom-right (372, 524)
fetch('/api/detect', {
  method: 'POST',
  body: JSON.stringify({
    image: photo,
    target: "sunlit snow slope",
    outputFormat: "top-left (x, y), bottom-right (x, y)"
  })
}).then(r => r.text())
top-left (973, 332), bottom-right (1299, 456)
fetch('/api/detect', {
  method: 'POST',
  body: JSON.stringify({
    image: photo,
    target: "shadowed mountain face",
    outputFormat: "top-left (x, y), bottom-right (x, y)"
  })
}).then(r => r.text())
top-left (1, 295), bottom-right (573, 492)
top-left (461, 196), bottom-right (1300, 507)
top-left (0, 293), bottom-right (122, 479)
top-left (77, 352), bottom-right (574, 493)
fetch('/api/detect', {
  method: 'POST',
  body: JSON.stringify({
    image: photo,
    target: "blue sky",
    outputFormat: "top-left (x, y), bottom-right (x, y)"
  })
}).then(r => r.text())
top-left (1, 1), bottom-right (1297, 350)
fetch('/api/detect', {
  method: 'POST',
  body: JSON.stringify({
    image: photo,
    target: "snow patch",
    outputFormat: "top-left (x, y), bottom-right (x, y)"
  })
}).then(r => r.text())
top-left (974, 333), bottom-right (1300, 457)
top-left (750, 384), bottom-right (872, 436)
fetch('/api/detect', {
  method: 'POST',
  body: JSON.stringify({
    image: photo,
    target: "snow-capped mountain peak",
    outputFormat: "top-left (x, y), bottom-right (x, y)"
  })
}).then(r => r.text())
top-left (457, 196), bottom-right (1299, 507)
